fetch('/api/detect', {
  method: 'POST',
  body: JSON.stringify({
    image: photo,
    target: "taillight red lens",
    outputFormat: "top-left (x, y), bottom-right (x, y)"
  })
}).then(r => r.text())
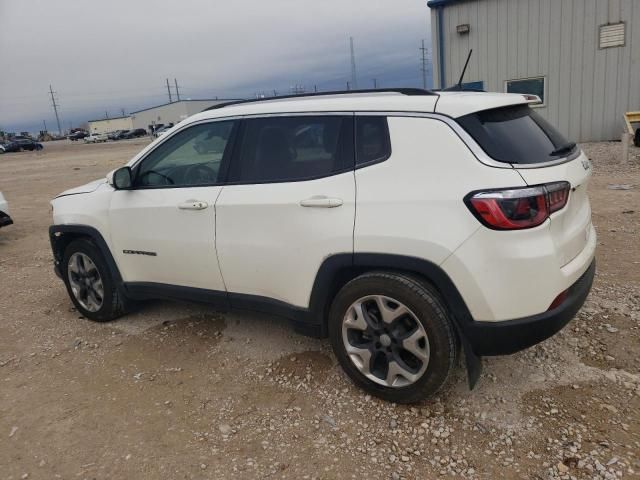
top-left (466, 182), bottom-right (570, 230)
top-left (546, 181), bottom-right (570, 213)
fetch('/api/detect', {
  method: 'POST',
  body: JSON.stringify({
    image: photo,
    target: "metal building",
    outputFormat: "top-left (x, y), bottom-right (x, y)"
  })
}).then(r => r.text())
top-left (88, 116), bottom-right (133, 134)
top-left (428, 0), bottom-right (640, 142)
top-left (130, 99), bottom-right (236, 132)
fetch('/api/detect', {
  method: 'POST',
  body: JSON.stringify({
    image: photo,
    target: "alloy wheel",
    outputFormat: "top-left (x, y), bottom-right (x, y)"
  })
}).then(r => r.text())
top-left (67, 252), bottom-right (104, 312)
top-left (341, 295), bottom-right (430, 388)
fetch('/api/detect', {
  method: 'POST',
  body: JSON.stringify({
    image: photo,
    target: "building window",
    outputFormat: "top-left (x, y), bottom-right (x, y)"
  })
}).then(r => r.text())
top-left (505, 77), bottom-right (546, 106)
top-left (462, 81), bottom-right (484, 91)
top-left (599, 22), bottom-right (625, 49)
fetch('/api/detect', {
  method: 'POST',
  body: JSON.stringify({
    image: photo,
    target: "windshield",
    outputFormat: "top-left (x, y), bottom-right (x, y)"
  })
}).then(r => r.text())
top-left (457, 104), bottom-right (576, 164)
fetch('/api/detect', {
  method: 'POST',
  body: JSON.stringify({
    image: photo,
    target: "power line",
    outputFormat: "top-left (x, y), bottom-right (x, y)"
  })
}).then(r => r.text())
top-left (49, 85), bottom-right (62, 136)
top-left (166, 78), bottom-right (173, 103)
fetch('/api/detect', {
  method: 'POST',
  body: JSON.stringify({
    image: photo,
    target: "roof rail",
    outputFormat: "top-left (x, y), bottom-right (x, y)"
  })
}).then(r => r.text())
top-left (203, 88), bottom-right (437, 111)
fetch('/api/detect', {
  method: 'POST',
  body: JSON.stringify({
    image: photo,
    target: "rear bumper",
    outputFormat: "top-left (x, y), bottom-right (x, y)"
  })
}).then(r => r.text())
top-left (460, 259), bottom-right (595, 356)
top-left (0, 211), bottom-right (13, 227)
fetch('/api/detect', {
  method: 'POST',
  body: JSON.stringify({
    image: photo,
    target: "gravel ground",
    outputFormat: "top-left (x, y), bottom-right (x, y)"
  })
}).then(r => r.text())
top-left (0, 139), bottom-right (638, 479)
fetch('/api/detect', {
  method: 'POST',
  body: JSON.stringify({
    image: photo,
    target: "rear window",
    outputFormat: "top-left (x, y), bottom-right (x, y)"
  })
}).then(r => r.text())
top-left (457, 105), bottom-right (576, 164)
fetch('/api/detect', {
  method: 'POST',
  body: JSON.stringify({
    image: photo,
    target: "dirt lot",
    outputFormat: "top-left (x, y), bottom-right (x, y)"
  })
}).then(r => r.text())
top-left (0, 139), bottom-right (639, 480)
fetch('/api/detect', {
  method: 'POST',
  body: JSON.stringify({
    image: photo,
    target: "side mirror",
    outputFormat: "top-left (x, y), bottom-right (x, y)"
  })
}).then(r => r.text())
top-left (112, 166), bottom-right (133, 190)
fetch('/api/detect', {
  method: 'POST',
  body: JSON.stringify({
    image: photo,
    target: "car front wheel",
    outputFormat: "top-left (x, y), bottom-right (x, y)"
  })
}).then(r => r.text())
top-left (329, 272), bottom-right (457, 403)
top-left (62, 239), bottom-right (128, 322)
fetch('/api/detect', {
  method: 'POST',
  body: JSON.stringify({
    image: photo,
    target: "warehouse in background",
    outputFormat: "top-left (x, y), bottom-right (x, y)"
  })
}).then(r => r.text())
top-left (130, 99), bottom-right (236, 132)
top-left (88, 116), bottom-right (133, 134)
top-left (428, 0), bottom-right (640, 142)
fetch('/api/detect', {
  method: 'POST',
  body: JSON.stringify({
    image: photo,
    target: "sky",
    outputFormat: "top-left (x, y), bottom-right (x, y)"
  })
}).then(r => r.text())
top-left (0, 0), bottom-right (432, 134)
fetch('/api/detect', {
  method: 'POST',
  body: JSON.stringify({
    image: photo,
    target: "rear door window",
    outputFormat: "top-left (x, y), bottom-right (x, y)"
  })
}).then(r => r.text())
top-left (227, 116), bottom-right (354, 183)
top-left (456, 104), bottom-right (576, 164)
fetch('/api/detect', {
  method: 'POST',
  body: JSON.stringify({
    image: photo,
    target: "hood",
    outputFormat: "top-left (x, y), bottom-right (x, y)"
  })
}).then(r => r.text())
top-left (55, 178), bottom-right (107, 198)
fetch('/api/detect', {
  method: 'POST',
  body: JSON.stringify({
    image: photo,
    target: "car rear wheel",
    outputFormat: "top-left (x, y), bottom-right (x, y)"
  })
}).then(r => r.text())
top-left (62, 239), bottom-right (128, 322)
top-left (329, 272), bottom-right (457, 403)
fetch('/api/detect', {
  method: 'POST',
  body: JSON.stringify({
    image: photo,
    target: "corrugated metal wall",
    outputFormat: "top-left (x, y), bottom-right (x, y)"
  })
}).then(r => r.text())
top-left (131, 101), bottom-right (221, 130)
top-left (430, 0), bottom-right (640, 142)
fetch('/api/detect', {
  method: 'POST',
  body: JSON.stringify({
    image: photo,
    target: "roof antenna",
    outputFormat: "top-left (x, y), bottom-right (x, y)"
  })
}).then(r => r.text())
top-left (443, 49), bottom-right (473, 91)
top-left (457, 49), bottom-right (473, 89)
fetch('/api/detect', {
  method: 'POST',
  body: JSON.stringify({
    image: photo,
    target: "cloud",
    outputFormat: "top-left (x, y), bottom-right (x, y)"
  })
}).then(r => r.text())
top-left (0, 0), bottom-right (432, 133)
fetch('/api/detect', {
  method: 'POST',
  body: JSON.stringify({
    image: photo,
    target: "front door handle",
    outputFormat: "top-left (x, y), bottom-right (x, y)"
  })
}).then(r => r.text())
top-left (299, 196), bottom-right (343, 208)
top-left (178, 200), bottom-right (208, 210)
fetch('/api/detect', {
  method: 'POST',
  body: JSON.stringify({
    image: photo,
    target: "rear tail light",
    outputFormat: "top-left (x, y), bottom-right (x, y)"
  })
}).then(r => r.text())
top-left (546, 181), bottom-right (570, 213)
top-left (465, 182), bottom-right (570, 230)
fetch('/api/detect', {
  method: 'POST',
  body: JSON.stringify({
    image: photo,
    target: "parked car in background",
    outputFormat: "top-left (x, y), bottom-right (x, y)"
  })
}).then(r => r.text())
top-left (115, 130), bottom-right (131, 140)
top-left (49, 89), bottom-right (596, 403)
top-left (68, 131), bottom-right (89, 141)
top-left (108, 131), bottom-right (122, 141)
top-left (84, 133), bottom-right (108, 144)
top-left (123, 128), bottom-right (147, 139)
top-left (0, 191), bottom-right (12, 227)
top-left (154, 125), bottom-right (174, 138)
top-left (1, 142), bottom-right (19, 153)
top-left (11, 137), bottom-right (43, 151)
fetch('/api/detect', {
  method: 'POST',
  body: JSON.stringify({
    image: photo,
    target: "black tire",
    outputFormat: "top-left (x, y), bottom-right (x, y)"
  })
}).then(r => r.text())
top-left (328, 272), bottom-right (457, 403)
top-left (62, 239), bottom-right (128, 322)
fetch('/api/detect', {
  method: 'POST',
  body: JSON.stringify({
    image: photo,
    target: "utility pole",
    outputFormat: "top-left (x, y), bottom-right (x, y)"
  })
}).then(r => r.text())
top-left (49, 85), bottom-right (62, 136)
top-left (290, 84), bottom-right (305, 95)
top-left (121, 108), bottom-right (126, 117)
top-left (420, 39), bottom-right (429, 90)
top-left (346, 81), bottom-right (351, 91)
top-left (314, 85), bottom-right (318, 93)
top-left (43, 120), bottom-right (47, 132)
top-left (105, 111), bottom-right (109, 119)
top-left (174, 78), bottom-right (181, 101)
top-left (372, 78), bottom-right (377, 89)
top-left (350, 36), bottom-right (358, 89)
top-left (166, 78), bottom-right (173, 103)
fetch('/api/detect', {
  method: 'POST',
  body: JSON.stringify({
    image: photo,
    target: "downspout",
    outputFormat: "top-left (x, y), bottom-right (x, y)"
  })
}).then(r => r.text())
top-left (437, 6), bottom-right (446, 88)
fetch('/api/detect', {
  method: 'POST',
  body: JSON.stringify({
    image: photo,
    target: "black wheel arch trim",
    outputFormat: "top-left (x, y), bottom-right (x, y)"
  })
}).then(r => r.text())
top-left (308, 252), bottom-right (475, 334)
top-left (49, 224), bottom-right (123, 283)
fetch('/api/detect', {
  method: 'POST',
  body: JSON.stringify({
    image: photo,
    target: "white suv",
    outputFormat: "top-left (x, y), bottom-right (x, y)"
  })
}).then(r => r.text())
top-left (49, 89), bottom-right (596, 402)
top-left (0, 191), bottom-right (12, 227)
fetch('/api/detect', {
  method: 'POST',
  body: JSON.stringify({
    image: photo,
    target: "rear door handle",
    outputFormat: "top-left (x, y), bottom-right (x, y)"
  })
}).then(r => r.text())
top-left (299, 196), bottom-right (343, 208)
top-left (178, 200), bottom-right (208, 210)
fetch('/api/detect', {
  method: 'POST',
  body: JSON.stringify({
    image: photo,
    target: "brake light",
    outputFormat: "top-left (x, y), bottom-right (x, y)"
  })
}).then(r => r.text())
top-left (465, 182), bottom-right (570, 230)
top-left (546, 181), bottom-right (570, 213)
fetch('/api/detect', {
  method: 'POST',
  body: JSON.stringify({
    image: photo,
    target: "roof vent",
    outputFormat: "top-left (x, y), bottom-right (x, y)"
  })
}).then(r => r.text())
top-left (599, 22), bottom-right (625, 49)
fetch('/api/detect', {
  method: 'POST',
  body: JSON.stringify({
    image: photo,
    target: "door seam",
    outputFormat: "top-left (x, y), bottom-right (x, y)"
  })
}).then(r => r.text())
top-left (213, 187), bottom-right (229, 292)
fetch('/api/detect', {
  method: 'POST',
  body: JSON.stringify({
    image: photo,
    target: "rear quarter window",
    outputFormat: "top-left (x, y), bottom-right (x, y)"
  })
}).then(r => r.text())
top-left (356, 116), bottom-right (391, 166)
top-left (456, 104), bottom-right (576, 164)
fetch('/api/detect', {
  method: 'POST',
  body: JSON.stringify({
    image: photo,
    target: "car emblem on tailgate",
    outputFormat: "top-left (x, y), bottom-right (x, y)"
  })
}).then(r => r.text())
top-left (581, 159), bottom-right (591, 171)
